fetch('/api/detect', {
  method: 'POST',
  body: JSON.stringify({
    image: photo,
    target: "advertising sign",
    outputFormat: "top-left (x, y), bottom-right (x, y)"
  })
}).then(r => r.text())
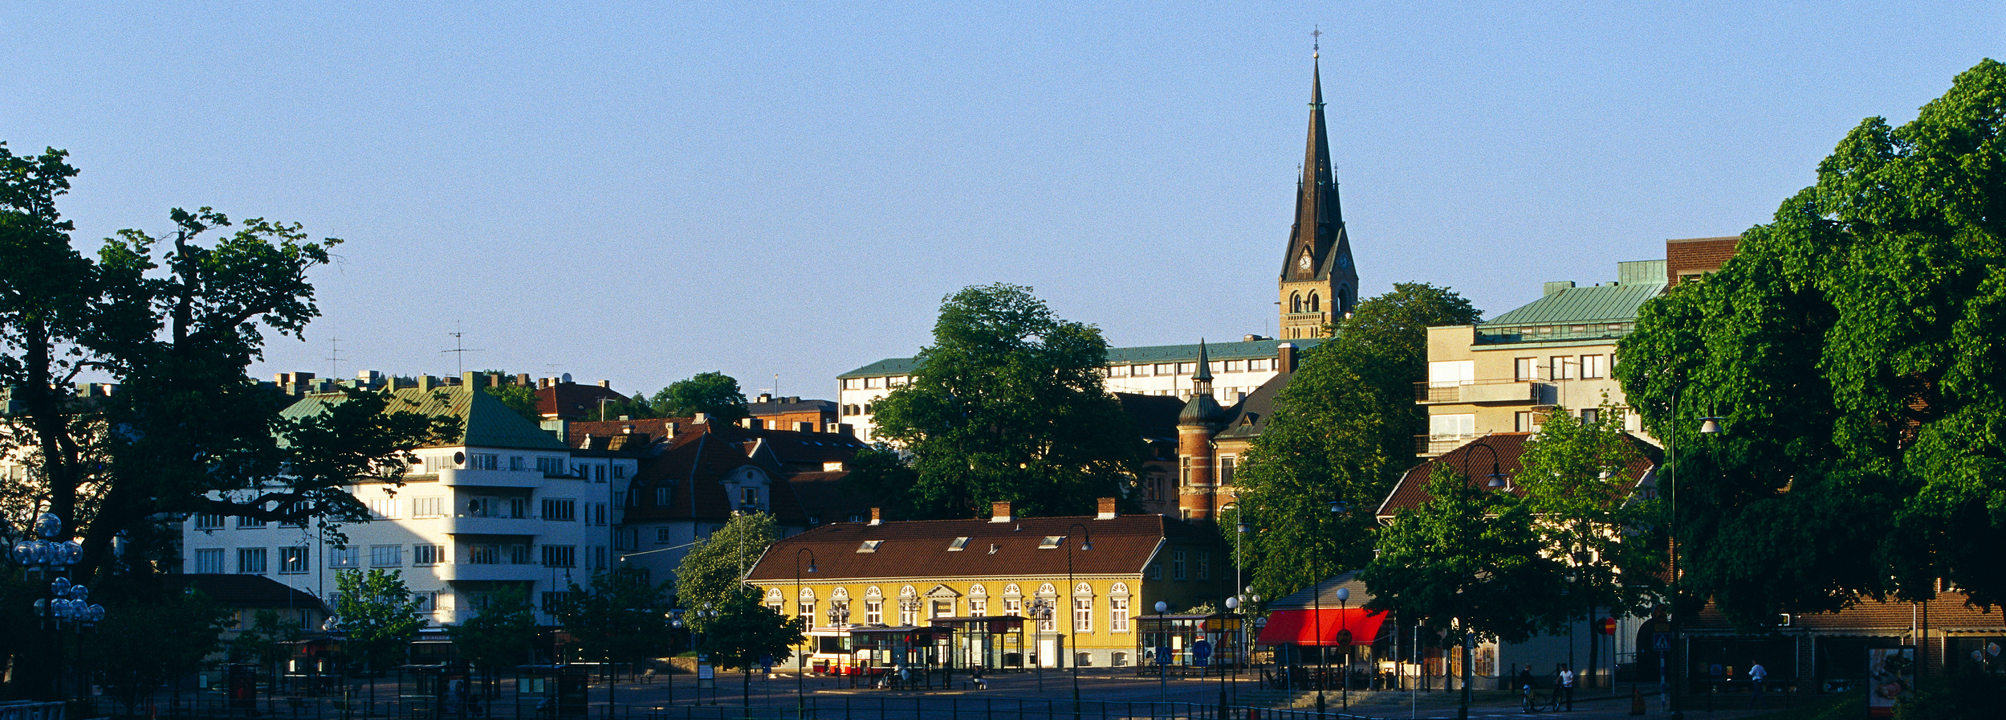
top-left (1866, 646), bottom-right (1915, 718)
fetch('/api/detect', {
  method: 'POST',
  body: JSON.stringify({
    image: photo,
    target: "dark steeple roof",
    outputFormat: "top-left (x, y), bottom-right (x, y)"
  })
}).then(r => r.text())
top-left (1281, 56), bottom-right (1354, 287)
top-left (1178, 340), bottom-right (1224, 427)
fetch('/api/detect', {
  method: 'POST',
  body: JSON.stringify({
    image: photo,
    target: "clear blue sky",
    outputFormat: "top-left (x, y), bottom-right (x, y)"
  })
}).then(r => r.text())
top-left (4, 2), bottom-right (1999, 400)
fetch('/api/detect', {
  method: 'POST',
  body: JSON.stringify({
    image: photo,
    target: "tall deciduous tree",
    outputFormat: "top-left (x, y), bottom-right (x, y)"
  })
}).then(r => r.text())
top-left (0, 144), bottom-right (454, 586)
top-left (1614, 59), bottom-right (2006, 621)
top-left (651, 372), bottom-right (748, 422)
top-left (82, 580), bottom-right (232, 719)
top-left (552, 568), bottom-right (674, 711)
top-left (675, 512), bottom-right (778, 613)
top-left (865, 283), bottom-right (1146, 519)
top-left (696, 589), bottom-right (803, 709)
top-left (333, 569), bottom-right (426, 675)
top-left (1234, 283), bottom-right (1481, 600)
top-left (446, 585), bottom-right (538, 689)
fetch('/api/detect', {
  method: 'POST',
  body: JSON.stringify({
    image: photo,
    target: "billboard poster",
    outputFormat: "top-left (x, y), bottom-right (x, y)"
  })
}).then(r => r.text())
top-left (1866, 646), bottom-right (1915, 718)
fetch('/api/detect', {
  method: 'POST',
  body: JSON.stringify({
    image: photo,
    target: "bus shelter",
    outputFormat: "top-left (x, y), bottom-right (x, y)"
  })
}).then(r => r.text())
top-left (512, 665), bottom-right (588, 719)
top-left (1136, 614), bottom-right (1245, 676)
top-left (396, 663), bottom-right (471, 719)
top-left (929, 616), bottom-right (1029, 671)
top-left (848, 626), bottom-right (956, 689)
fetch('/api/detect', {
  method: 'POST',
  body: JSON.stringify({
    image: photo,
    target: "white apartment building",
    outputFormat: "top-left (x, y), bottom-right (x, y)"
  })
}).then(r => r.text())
top-left (181, 382), bottom-right (633, 628)
top-left (836, 337), bottom-right (1315, 443)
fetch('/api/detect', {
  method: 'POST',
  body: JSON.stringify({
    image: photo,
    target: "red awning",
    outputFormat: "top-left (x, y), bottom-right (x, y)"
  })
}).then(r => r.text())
top-left (1255, 608), bottom-right (1387, 647)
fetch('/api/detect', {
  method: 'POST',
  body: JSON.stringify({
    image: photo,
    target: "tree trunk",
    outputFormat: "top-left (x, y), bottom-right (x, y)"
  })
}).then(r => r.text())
top-left (1585, 606), bottom-right (1600, 689)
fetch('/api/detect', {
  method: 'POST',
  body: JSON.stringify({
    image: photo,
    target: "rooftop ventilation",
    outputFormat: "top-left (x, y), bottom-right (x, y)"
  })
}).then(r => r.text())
top-left (1038, 536), bottom-right (1063, 550)
top-left (948, 537), bottom-right (969, 551)
top-left (857, 540), bottom-right (883, 553)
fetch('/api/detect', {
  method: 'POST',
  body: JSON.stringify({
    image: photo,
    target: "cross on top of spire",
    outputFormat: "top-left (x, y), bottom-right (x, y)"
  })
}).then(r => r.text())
top-left (1312, 25), bottom-right (1321, 59)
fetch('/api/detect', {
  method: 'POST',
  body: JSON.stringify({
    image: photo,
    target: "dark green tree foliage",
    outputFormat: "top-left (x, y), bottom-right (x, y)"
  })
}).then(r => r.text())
top-left (651, 372), bottom-right (749, 422)
top-left (229, 608), bottom-right (303, 690)
top-left (1515, 403), bottom-right (1664, 618)
top-left (482, 383), bottom-right (542, 422)
top-left (696, 589), bottom-right (804, 707)
top-left (837, 444), bottom-right (919, 518)
top-left (0, 145), bottom-right (455, 582)
top-left (551, 568), bottom-right (674, 666)
top-left (675, 512), bottom-right (778, 613)
top-left (82, 581), bottom-right (231, 717)
top-left (446, 585), bottom-right (538, 683)
top-left (1234, 283), bottom-right (1481, 599)
top-left (333, 569), bottom-right (426, 674)
top-left (865, 283), bottom-right (1147, 518)
top-left (1614, 60), bottom-right (2006, 620)
top-left (1360, 466), bottom-right (1569, 644)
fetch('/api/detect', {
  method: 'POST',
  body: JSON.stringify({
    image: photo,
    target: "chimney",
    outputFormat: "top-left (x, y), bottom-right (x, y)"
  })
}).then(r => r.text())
top-left (384, 376), bottom-right (403, 391)
top-left (990, 501), bottom-right (1014, 523)
top-left (757, 393), bottom-right (773, 403)
top-left (598, 380), bottom-right (610, 388)
top-left (825, 423), bottom-right (841, 434)
top-left (1097, 497), bottom-right (1117, 520)
top-left (1277, 343), bottom-right (1298, 373)
top-left (418, 375), bottom-right (438, 391)
top-left (786, 396), bottom-right (800, 404)
top-left (740, 417), bottom-right (760, 429)
top-left (836, 423), bottom-right (855, 438)
top-left (796, 422), bottom-right (815, 433)
top-left (618, 416), bottom-right (632, 423)
top-left (488, 374), bottom-right (503, 388)
top-left (664, 421), bottom-right (681, 438)
top-left (869, 508), bottom-right (882, 525)
top-left (462, 371), bottom-right (480, 388)
top-left (516, 373), bottom-right (530, 387)
top-left (694, 412), bottom-right (709, 425)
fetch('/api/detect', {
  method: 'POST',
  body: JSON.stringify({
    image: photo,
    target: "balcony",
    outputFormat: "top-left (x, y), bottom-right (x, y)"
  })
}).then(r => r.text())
top-left (1283, 312), bottom-right (1328, 326)
top-left (1415, 434), bottom-right (1478, 457)
top-left (433, 562), bottom-right (546, 582)
top-left (437, 468), bottom-right (569, 489)
top-left (1413, 380), bottom-right (1547, 405)
top-left (444, 515), bottom-right (539, 536)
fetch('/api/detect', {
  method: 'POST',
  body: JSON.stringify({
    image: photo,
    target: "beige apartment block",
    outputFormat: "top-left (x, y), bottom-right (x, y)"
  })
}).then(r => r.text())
top-left (1417, 260), bottom-right (1666, 457)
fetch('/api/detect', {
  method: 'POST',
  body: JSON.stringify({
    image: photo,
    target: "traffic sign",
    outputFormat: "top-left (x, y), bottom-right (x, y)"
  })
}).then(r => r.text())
top-left (1600, 617), bottom-right (1618, 636)
top-left (1156, 646), bottom-right (1172, 665)
top-left (1653, 633), bottom-right (1673, 652)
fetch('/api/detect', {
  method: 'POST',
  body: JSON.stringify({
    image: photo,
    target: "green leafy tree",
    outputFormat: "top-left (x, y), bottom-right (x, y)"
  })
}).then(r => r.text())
top-left (696, 589), bottom-right (804, 709)
top-left (865, 283), bottom-right (1147, 518)
top-left (446, 585), bottom-right (538, 690)
top-left (1514, 401), bottom-right (1664, 687)
top-left (1361, 467), bottom-right (1569, 675)
top-left (83, 581), bottom-right (232, 718)
top-left (482, 383), bottom-right (542, 422)
top-left (650, 372), bottom-right (748, 422)
top-left (333, 569), bottom-right (426, 675)
top-left (1234, 283), bottom-right (1482, 599)
top-left (836, 444), bottom-right (919, 518)
top-left (552, 568), bottom-right (673, 710)
top-left (229, 608), bottom-right (303, 694)
top-left (675, 513), bottom-right (778, 613)
top-left (0, 144), bottom-right (455, 590)
top-left (1613, 59), bottom-right (2006, 621)
top-left (591, 395), bottom-right (657, 421)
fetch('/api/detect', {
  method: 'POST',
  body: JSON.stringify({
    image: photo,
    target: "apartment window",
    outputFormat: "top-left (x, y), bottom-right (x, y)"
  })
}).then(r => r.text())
top-left (1515, 411), bottom-right (1540, 433)
top-left (510, 498), bottom-right (528, 518)
top-left (655, 488), bottom-right (670, 506)
top-left (509, 456), bottom-right (526, 471)
top-left (740, 487), bottom-right (758, 507)
top-left (1580, 408), bottom-right (1601, 425)
top-left (1173, 550), bottom-right (1187, 580)
top-left (590, 546), bottom-right (608, 570)
top-left (328, 546), bottom-right (360, 568)
top-left (1149, 564), bottom-right (1163, 580)
top-left (656, 527), bottom-right (674, 544)
top-left (931, 600), bottom-right (952, 619)
top-left (1428, 360), bottom-right (1475, 386)
top-left (899, 601), bottom-right (917, 626)
top-left (613, 491), bottom-right (626, 508)
top-left (1037, 603), bottom-right (1056, 632)
top-left (279, 547), bottom-right (309, 574)
top-left (541, 592), bottom-right (572, 613)
top-left (592, 465), bottom-right (606, 483)
top-left (842, 378), bottom-right (859, 390)
top-left (238, 516), bottom-right (267, 528)
top-left (414, 591), bottom-right (441, 613)
top-left (1105, 365), bottom-right (1126, 377)
top-left (1132, 364), bottom-right (1152, 377)
top-left (541, 498), bottom-right (576, 522)
top-left (541, 545), bottom-right (576, 568)
top-left (1198, 552), bottom-right (1210, 580)
top-left (194, 514), bottom-right (225, 530)
top-left (1110, 597), bottom-right (1131, 632)
top-left (1515, 357), bottom-right (1537, 381)
top-left (800, 602), bottom-right (816, 629)
top-left (864, 377), bottom-right (881, 389)
top-left (1218, 457), bottom-right (1236, 486)
top-left (1430, 414), bottom-right (1476, 439)
top-left (865, 601), bottom-right (883, 624)
top-left (536, 457), bottom-right (565, 475)
top-left (371, 545), bottom-right (401, 567)
top-left (194, 548), bottom-right (224, 574)
top-left (413, 497), bottom-right (444, 518)
top-left (367, 498), bottom-right (399, 519)
top-left (237, 548), bottom-right (267, 574)
top-left (1580, 354), bottom-right (1607, 379)
top-left (1551, 355), bottom-right (1575, 380)
top-left (1154, 363), bottom-right (1174, 375)
top-left (613, 465), bottom-right (627, 480)
top-left (414, 544), bottom-right (443, 566)
top-left (970, 599), bottom-right (987, 617)
top-left (1074, 597), bottom-right (1093, 633)
top-left (1003, 598), bottom-right (1022, 617)
top-left (468, 544), bottom-right (499, 565)
top-left (1225, 360), bottom-right (1243, 373)
top-left (469, 453), bottom-right (499, 470)
top-left (588, 503), bottom-right (607, 526)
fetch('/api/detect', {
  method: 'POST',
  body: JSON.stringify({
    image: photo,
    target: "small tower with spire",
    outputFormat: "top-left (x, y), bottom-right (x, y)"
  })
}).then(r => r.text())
top-left (1176, 341), bottom-right (1226, 521)
top-left (1278, 31), bottom-right (1360, 340)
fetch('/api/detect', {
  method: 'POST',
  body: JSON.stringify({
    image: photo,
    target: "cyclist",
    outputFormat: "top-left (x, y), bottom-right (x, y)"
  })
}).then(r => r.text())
top-left (1518, 667), bottom-right (1538, 713)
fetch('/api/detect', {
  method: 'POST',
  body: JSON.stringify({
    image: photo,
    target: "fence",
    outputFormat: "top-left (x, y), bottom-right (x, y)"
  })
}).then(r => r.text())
top-left (85, 694), bottom-right (1374, 720)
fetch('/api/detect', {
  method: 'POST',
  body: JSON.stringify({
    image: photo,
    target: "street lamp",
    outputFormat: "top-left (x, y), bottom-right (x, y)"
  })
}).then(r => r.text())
top-left (697, 604), bottom-right (719, 705)
top-left (1064, 523), bottom-right (1092, 718)
top-left (1464, 439), bottom-right (1510, 490)
top-left (1154, 601), bottom-right (1170, 704)
top-left (1030, 597), bottom-right (1054, 692)
top-left (12, 512), bottom-right (99, 701)
top-left (793, 548), bottom-right (817, 718)
top-left (667, 609), bottom-right (685, 706)
top-left (1336, 587), bottom-right (1350, 711)
top-left (1224, 596), bottom-right (1240, 705)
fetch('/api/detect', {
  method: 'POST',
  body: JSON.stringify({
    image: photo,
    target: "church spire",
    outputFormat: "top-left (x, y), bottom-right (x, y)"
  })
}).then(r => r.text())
top-left (1289, 53), bottom-right (1341, 270)
top-left (1277, 31), bottom-right (1360, 341)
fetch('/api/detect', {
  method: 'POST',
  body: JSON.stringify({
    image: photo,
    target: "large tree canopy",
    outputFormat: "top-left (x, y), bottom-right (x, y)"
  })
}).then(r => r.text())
top-left (0, 144), bottom-right (453, 584)
top-left (651, 372), bottom-right (749, 422)
top-left (1614, 59), bottom-right (2006, 620)
top-left (1233, 283), bottom-right (1481, 600)
top-left (863, 283), bottom-right (1146, 519)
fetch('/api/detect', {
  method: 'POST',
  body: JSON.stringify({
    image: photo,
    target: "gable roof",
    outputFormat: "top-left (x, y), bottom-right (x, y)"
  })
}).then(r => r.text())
top-left (744, 513), bottom-right (1217, 583)
top-left (170, 574), bottom-right (330, 612)
top-left (1375, 432), bottom-right (1662, 521)
top-left (619, 420), bottom-right (873, 526)
top-left (1484, 281), bottom-right (1665, 329)
top-left (281, 386), bottom-right (567, 451)
top-left (537, 382), bottom-right (629, 420)
top-left (1213, 370), bottom-right (1294, 442)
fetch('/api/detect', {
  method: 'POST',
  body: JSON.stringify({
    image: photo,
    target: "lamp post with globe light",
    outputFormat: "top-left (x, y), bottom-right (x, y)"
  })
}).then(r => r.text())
top-left (11, 512), bottom-right (103, 702)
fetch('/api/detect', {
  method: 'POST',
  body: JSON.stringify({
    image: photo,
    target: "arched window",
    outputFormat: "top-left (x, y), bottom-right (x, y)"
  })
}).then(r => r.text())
top-left (1309, 292), bottom-right (1320, 313)
top-left (1290, 292), bottom-right (1302, 313)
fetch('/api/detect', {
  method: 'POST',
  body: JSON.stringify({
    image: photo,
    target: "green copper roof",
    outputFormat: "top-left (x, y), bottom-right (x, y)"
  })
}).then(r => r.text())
top-left (837, 338), bottom-right (1322, 378)
top-left (279, 386), bottom-right (566, 451)
top-left (1484, 282), bottom-right (1666, 328)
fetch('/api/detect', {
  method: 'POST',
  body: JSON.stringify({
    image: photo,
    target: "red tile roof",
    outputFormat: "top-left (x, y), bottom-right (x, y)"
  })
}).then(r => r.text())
top-left (537, 383), bottom-right (630, 420)
top-left (1375, 432), bottom-right (1661, 520)
top-left (744, 513), bottom-right (1217, 583)
top-left (619, 421), bottom-right (874, 526)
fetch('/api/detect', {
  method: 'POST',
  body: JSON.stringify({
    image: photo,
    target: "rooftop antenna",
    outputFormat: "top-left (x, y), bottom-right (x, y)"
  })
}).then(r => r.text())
top-left (441, 322), bottom-right (483, 376)
top-left (326, 335), bottom-right (345, 382)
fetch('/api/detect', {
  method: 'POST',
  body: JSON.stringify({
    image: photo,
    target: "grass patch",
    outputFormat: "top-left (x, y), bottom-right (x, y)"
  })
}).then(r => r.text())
top-left (1743, 690), bottom-right (1861, 720)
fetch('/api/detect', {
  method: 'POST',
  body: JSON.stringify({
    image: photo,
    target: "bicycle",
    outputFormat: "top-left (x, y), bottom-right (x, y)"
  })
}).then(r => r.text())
top-left (1520, 685), bottom-right (1560, 713)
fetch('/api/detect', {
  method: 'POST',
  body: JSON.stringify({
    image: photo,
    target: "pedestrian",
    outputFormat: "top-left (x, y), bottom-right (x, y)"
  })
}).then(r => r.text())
top-left (1517, 667), bottom-right (1537, 713)
top-left (1556, 663), bottom-right (1574, 712)
top-left (971, 665), bottom-right (987, 690)
top-left (1749, 662), bottom-right (1768, 708)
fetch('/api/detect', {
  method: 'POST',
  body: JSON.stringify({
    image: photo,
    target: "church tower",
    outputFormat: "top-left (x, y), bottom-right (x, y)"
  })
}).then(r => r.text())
top-left (1278, 48), bottom-right (1359, 340)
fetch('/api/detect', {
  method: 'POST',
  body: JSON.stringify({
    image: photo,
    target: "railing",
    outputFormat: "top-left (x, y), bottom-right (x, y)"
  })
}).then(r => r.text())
top-left (84, 693), bottom-right (1375, 720)
top-left (1414, 434), bottom-right (1478, 457)
top-left (0, 701), bottom-right (62, 720)
top-left (1411, 380), bottom-right (1544, 404)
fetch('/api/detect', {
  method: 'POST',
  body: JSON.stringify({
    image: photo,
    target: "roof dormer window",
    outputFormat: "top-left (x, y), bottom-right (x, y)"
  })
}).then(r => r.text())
top-left (858, 540), bottom-right (883, 553)
top-left (1038, 536), bottom-right (1063, 549)
top-left (948, 537), bottom-right (969, 551)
